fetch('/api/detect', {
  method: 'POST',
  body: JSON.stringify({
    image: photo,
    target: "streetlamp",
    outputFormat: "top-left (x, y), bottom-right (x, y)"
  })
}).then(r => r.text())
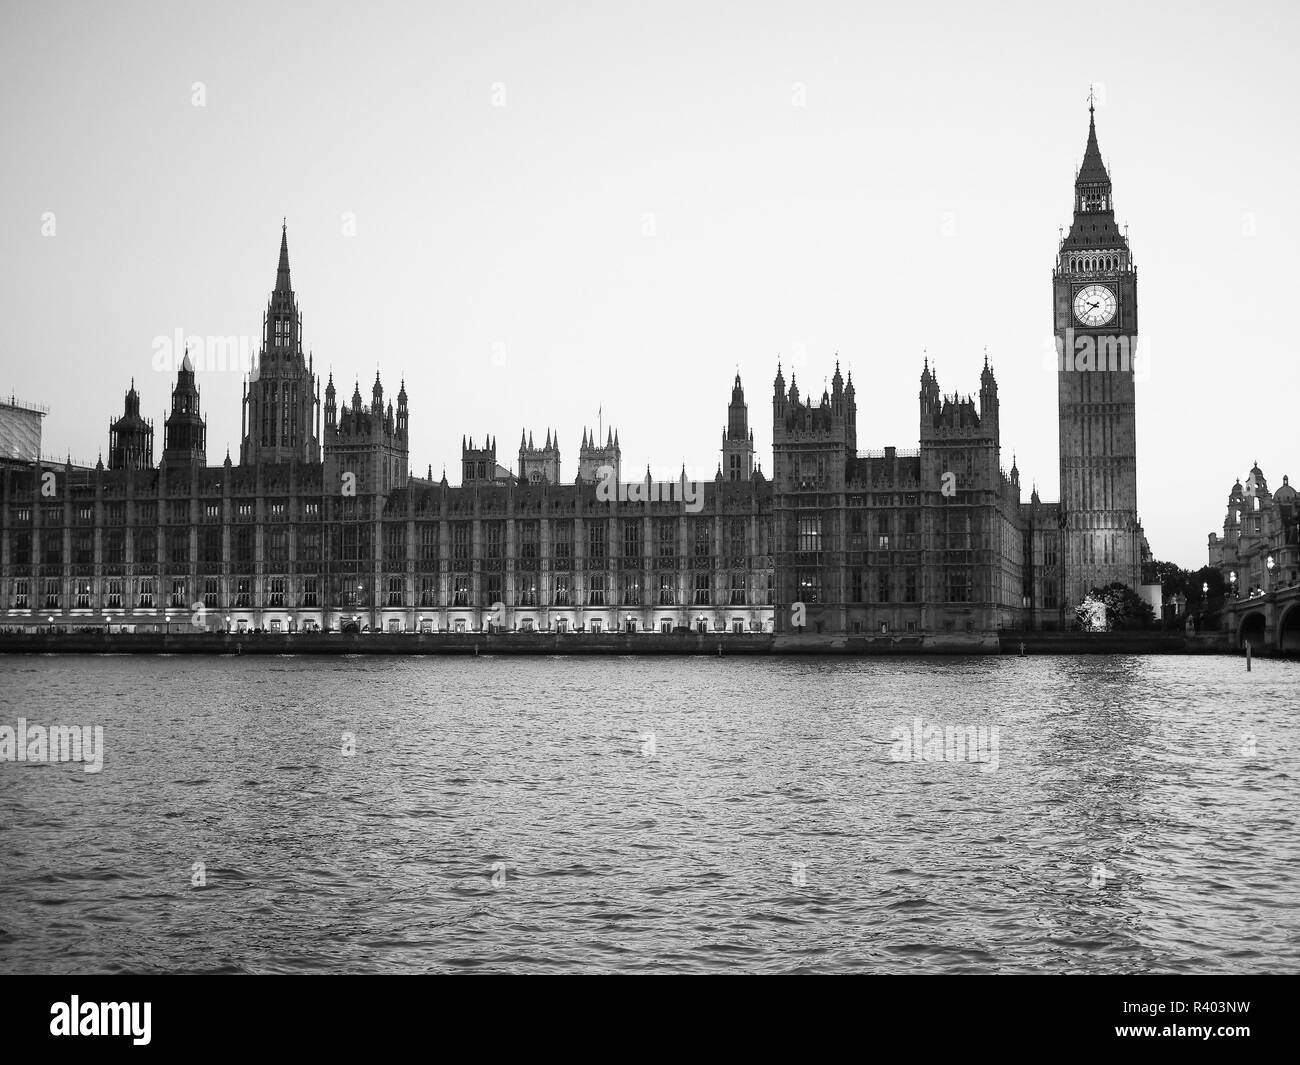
top-left (106, 614), bottom-right (113, 635)
top-left (1230, 571), bottom-right (1237, 598)
top-left (1266, 555), bottom-right (1276, 593)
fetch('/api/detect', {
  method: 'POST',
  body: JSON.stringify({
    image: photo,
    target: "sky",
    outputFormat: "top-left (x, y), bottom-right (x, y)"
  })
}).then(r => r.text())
top-left (1, 0), bottom-right (1297, 568)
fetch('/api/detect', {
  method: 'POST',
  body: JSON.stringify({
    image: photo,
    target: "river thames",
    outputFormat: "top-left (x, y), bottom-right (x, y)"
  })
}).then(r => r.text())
top-left (0, 654), bottom-right (1296, 974)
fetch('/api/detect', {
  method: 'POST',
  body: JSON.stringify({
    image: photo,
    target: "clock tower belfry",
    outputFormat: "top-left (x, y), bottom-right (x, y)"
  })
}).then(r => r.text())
top-left (1053, 98), bottom-right (1144, 610)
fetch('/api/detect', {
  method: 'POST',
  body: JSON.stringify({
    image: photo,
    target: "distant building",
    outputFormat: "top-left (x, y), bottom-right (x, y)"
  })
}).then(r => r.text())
top-left (0, 229), bottom-right (774, 635)
top-left (0, 105), bottom-right (1155, 635)
top-left (1209, 463), bottom-right (1300, 597)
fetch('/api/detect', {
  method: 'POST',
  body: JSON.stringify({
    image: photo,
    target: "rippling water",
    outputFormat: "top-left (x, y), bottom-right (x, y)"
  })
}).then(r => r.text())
top-left (0, 653), bottom-right (1296, 973)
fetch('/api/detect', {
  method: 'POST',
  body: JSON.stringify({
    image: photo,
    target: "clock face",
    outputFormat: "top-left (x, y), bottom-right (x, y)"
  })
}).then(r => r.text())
top-left (1073, 284), bottom-right (1117, 327)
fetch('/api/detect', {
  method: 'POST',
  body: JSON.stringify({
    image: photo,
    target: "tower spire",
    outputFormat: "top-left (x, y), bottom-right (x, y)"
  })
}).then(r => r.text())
top-left (1077, 98), bottom-right (1110, 189)
top-left (276, 220), bottom-right (292, 293)
top-left (1062, 95), bottom-right (1123, 249)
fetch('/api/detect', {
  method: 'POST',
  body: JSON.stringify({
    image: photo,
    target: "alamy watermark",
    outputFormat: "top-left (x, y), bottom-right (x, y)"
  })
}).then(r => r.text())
top-left (595, 464), bottom-right (703, 512)
top-left (50, 996), bottom-right (150, 1045)
top-left (151, 330), bottom-right (260, 375)
top-left (1045, 329), bottom-right (1150, 381)
top-left (0, 718), bottom-right (104, 773)
top-left (889, 717), bottom-right (999, 773)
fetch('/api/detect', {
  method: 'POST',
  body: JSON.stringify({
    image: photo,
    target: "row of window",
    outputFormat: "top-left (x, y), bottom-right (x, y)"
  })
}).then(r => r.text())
top-left (842, 620), bottom-right (977, 634)
top-left (8, 574), bottom-right (768, 610)
top-left (4, 501), bottom-right (321, 525)
top-left (796, 568), bottom-right (974, 604)
top-left (5, 527), bottom-right (315, 565)
top-left (4, 520), bottom-right (762, 565)
top-left (1066, 251), bottom-right (1119, 272)
top-left (8, 577), bottom-right (316, 610)
top-left (796, 512), bottom-right (979, 552)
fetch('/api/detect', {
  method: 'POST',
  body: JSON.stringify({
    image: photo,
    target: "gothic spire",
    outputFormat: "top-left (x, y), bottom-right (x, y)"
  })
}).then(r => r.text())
top-left (275, 221), bottom-right (292, 293)
top-left (1062, 97), bottom-right (1125, 250)
top-left (1076, 100), bottom-right (1110, 189)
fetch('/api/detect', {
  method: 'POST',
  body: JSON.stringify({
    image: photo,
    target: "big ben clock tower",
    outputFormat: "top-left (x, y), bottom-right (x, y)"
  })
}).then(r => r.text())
top-left (1054, 97), bottom-right (1144, 611)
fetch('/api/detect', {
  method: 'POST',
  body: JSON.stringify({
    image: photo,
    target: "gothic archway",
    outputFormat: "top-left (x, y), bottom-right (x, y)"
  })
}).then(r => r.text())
top-left (1278, 605), bottom-right (1300, 654)
top-left (1239, 612), bottom-right (1266, 651)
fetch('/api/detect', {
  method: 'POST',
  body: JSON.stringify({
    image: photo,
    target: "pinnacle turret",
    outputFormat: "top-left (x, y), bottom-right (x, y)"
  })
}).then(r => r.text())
top-left (1076, 99), bottom-right (1110, 189)
top-left (1062, 99), bottom-right (1125, 250)
top-left (275, 221), bottom-right (292, 293)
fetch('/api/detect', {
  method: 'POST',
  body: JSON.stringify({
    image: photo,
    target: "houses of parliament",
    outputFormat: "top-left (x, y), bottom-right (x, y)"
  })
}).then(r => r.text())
top-left (0, 106), bottom-right (1147, 637)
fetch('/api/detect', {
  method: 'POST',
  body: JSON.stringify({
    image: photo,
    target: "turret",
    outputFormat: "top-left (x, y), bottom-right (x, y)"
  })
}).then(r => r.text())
top-left (577, 424), bottom-right (621, 483)
top-left (920, 355), bottom-right (941, 422)
top-left (518, 426), bottom-right (561, 483)
top-left (722, 373), bottom-right (754, 481)
top-left (462, 434), bottom-right (500, 485)
top-left (239, 222), bottom-right (322, 465)
top-left (108, 378), bottom-right (154, 470)
top-left (161, 351), bottom-right (207, 467)
top-left (979, 350), bottom-right (999, 432)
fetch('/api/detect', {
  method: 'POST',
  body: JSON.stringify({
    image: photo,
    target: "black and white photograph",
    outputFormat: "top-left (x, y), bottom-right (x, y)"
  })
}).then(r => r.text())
top-left (0, 0), bottom-right (1295, 1042)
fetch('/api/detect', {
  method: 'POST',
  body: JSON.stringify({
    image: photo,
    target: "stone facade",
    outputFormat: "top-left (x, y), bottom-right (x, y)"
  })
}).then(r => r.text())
top-left (769, 357), bottom-right (1025, 635)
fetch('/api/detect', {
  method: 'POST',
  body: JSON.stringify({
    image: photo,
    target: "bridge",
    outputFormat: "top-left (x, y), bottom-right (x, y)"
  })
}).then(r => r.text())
top-left (1217, 583), bottom-right (1300, 655)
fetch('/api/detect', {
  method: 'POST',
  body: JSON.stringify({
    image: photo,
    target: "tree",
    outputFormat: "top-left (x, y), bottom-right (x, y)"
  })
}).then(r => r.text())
top-left (1076, 594), bottom-right (1110, 632)
top-left (1142, 558), bottom-right (1187, 593)
top-left (1079, 582), bottom-right (1156, 631)
top-left (1140, 559), bottom-right (1228, 626)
